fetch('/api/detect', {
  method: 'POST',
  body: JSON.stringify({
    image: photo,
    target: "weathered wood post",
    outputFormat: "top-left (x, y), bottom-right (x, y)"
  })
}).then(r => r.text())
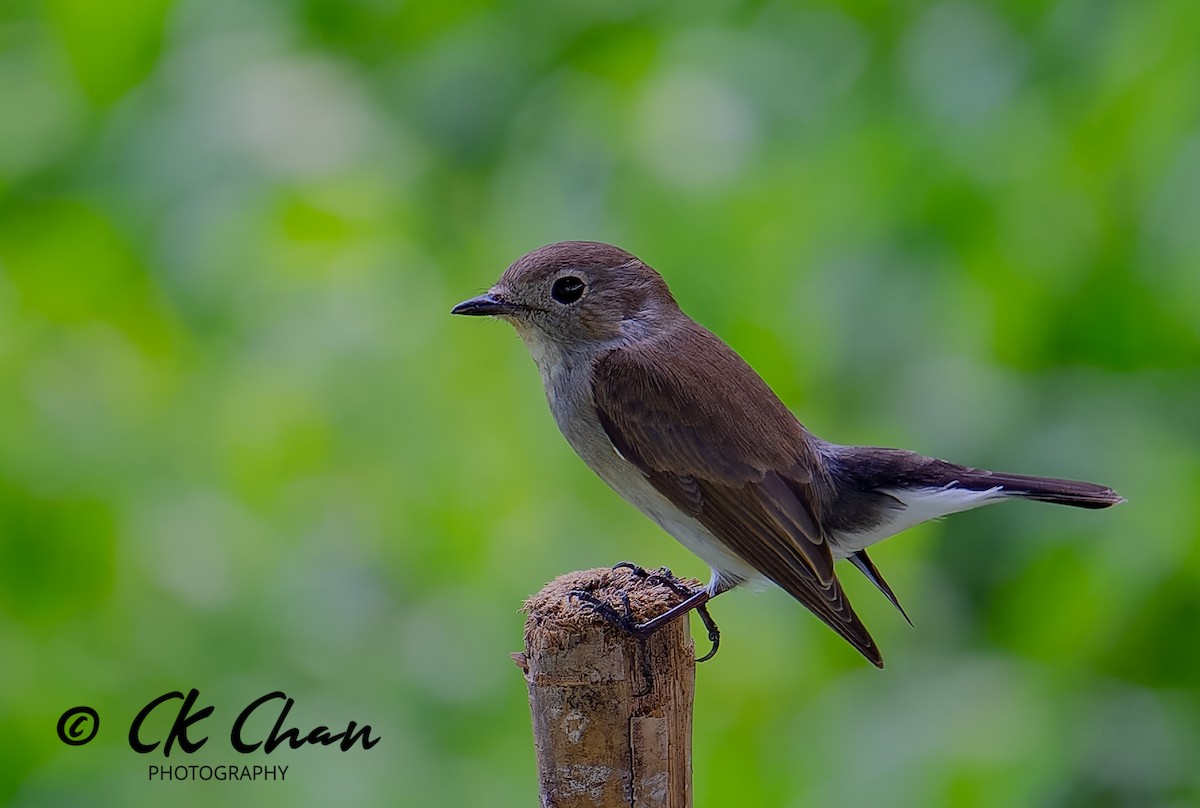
top-left (513, 566), bottom-right (698, 808)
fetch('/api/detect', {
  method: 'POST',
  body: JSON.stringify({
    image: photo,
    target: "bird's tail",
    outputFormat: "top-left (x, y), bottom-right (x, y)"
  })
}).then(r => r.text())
top-left (950, 468), bottom-right (1124, 509)
top-left (826, 445), bottom-right (1122, 638)
top-left (826, 445), bottom-right (1124, 510)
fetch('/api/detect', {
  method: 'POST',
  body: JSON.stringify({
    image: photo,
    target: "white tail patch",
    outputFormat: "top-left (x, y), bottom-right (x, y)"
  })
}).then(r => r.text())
top-left (833, 484), bottom-right (1008, 557)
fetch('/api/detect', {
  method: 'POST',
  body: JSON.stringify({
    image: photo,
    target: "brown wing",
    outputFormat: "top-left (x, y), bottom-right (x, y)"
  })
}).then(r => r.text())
top-left (592, 322), bottom-right (884, 667)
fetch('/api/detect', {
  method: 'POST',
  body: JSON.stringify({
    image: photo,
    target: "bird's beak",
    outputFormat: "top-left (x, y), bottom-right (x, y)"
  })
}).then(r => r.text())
top-left (450, 292), bottom-right (514, 317)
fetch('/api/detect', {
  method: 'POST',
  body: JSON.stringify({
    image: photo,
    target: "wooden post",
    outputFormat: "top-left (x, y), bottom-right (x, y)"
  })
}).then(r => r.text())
top-left (513, 566), bottom-right (698, 808)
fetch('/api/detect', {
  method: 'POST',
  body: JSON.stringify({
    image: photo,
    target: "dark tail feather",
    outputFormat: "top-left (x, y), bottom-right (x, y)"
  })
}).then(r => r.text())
top-left (955, 469), bottom-right (1125, 509)
top-left (849, 550), bottom-right (912, 626)
top-left (829, 446), bottom-right (1124, 510)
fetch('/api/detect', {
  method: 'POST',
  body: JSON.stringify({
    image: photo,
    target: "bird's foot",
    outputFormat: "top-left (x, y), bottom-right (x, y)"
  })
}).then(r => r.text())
top-left (611, 560), bottom-right (659, 580)
top-left (692, 604), bottom-right (721, 663)
top-left (578, 564), bottom-right (722, 663)
top-left (613, 561), bottom-right (691, 598)
top-left (566, 588), bottom-right (642, 636)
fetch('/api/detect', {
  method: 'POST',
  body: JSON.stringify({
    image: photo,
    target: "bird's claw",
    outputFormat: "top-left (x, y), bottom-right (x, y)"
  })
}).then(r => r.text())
top-left (566, 588), bottom-right (642, 635)
top-left (583, 566), bottom-right (722, 664)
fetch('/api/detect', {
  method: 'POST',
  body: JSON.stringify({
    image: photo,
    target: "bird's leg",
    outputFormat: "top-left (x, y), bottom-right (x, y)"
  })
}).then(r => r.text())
top-left (640, 570), bottom-right (721, 662)
top-left (623, 588), bottom-right (716, 658)
top-left (573, 565), bottom-right (722, 662)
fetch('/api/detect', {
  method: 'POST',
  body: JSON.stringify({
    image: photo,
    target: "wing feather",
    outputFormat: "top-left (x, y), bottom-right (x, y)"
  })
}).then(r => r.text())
top-left (592, 324), bottom-right (884, 666)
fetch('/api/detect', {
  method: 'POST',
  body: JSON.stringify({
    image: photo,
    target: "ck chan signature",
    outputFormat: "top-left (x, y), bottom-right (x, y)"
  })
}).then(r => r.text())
top-left (57, 689), bottom-right (381, 756)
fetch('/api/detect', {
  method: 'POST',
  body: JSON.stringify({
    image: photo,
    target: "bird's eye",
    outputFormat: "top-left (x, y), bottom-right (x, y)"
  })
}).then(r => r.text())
top-left (551, 276), bottom-right (585, 304)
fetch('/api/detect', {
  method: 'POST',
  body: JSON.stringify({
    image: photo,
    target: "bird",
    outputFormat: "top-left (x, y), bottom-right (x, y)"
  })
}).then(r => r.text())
top-left (451, 241), bottom-right (1124, 667)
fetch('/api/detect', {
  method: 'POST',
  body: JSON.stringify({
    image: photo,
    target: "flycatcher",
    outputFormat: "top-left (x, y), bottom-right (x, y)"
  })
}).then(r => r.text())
top-left (452, 241), bottom-right (1123, 666)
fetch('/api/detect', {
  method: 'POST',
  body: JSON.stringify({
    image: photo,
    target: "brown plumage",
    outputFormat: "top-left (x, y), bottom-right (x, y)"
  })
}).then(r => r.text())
top-left (591, 322), bottom-right (885, 664)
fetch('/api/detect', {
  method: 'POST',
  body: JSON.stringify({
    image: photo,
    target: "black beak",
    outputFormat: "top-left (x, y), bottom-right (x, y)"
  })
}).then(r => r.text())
top-left (451, 292), bottom-right (513, 317)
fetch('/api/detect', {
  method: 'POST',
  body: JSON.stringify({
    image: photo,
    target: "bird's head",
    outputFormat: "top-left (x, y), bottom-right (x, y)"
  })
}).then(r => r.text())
top-left (452, 241), bottom-right (680, 353)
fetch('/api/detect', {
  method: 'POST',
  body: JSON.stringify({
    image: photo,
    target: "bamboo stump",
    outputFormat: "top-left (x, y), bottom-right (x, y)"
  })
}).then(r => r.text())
top-left (514, 566), bottom-right (699, 808)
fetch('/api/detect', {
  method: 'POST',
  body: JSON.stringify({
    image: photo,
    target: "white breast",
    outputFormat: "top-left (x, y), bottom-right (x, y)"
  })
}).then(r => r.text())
top-left (518, 328), bottom-right (761, 592)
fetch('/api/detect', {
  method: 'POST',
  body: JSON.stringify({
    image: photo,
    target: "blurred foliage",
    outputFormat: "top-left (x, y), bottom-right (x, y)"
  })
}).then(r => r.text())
top-left (1, 0), bottom-right (1198, 805)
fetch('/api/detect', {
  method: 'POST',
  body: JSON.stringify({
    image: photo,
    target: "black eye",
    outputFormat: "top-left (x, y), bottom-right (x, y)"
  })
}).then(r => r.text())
top-left (551, 276), bottom-right (585, 304)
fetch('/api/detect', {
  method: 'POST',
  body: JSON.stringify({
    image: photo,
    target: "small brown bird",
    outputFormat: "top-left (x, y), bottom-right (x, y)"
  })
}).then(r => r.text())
top-left (453, 241), bottom-right (1123, 666)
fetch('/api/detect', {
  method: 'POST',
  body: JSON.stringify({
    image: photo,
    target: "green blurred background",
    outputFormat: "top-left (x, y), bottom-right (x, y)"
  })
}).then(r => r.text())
top-left (1, 0), bottom-right (1198, 805)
